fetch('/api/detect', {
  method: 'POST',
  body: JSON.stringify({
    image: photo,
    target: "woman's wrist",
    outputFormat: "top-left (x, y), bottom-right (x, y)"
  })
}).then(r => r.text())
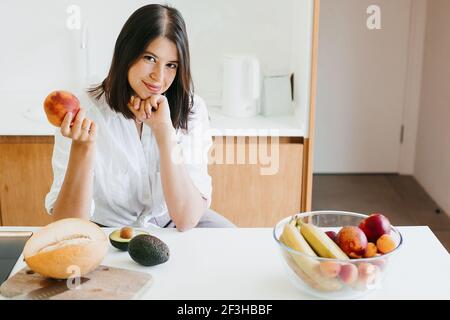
top-left (152, 123), bottom-right (176, 142)
top-left (71, 140), bottom-right (96, 159)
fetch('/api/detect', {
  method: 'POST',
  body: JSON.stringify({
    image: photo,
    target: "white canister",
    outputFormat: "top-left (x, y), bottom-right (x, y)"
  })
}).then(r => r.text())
top-left (221, 56), bottom-right (261, 118)
top-left (261, 74), bottom-right (293, 117)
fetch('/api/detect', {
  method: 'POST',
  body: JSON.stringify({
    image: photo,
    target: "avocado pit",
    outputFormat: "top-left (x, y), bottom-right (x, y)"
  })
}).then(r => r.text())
top-left (109, 227), bottom-right (149, 251)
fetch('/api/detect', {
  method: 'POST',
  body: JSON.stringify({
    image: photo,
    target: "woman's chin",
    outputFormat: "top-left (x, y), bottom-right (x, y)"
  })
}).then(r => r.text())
top-left (134, 90), bottom-right (150, 100)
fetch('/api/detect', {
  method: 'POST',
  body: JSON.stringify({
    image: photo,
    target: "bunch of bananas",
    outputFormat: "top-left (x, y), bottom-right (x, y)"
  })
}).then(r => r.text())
top-left (280, 218), bottom-right (349, 292)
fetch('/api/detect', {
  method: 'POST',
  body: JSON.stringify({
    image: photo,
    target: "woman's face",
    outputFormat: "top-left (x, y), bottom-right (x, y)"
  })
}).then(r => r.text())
top-left (128, 36), bottom-right (179, 99)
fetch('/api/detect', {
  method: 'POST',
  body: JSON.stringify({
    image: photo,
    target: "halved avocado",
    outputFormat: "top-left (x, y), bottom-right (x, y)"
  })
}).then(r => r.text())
top-left (109, 228), bottom-right (149, 251)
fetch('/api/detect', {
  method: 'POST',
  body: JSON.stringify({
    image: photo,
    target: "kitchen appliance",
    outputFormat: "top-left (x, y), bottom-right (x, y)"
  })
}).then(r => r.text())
top-left (221, 56), bottom-right (261, 118)
top-left (261, 74), bottom-right (293, 117)
top-left (0, 232), bottom-right (32, 285)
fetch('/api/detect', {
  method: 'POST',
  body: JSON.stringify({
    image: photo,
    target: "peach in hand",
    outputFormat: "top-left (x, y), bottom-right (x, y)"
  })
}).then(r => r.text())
top-left (336, 226), bottom-right (368, 258)
top-left (43, 90), bottom-right (80, 127)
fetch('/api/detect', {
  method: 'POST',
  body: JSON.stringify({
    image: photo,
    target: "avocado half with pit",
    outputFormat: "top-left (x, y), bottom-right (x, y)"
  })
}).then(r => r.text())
top-left (109, 227), bottom-right (150, 251)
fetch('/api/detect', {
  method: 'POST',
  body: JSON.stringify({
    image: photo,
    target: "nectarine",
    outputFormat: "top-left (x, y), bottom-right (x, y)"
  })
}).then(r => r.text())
top-left (43, 90), bottom-right (80, 127)
top-left (336, 226), bottom-right (368, 259)
top-left (358, 213), bottom-right (391, 243)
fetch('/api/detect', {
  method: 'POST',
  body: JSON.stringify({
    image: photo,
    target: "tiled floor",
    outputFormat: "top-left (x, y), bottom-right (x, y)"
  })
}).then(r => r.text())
top-left (312, 174), bottom-right (450, 252)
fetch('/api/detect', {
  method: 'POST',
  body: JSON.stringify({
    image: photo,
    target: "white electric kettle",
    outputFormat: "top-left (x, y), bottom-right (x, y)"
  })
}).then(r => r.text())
top-left (221, 56), bottom-right (261, 118)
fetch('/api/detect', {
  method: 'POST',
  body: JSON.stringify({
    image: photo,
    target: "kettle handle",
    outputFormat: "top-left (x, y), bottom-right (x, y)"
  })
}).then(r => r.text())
top-left (249, 59), bottom-right (260, 100)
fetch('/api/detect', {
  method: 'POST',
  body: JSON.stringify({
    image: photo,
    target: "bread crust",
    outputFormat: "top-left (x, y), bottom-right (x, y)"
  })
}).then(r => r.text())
top-left (25, 240), bottom-right (108, 279)
top-left (23, 219), bottom-right (109, 279)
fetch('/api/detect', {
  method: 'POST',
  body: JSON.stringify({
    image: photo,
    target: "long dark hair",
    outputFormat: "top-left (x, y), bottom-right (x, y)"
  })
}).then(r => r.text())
top-left (88, 4), bottom-right (194, 130)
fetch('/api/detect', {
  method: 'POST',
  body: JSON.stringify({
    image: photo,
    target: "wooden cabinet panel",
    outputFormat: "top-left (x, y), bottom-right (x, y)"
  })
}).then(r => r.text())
top-left (208, 137), bottom-right (303, 227)
top-left (0, 137), bottom-right (54, 226)
top-left (0, 136), bottom-right (306, 228)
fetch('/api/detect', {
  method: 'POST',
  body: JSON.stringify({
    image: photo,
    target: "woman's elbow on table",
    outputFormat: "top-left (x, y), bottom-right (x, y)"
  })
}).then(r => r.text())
top-left (174, 215), bottom-right (199, 232)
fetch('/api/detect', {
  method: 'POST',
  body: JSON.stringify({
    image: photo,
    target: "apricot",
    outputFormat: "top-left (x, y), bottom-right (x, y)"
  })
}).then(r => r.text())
top-left (336, 226), bottom-right (368, 258)
top-left (357, 263), bottom-right (381, 288)
top-left (363, 242), bottom-right (378, 258)
top-left (376, 234), bottom-right (396, 253)
top-left (339, 263), bottom-right (358, 284)
top-left (319, 261), bottom-right (341, 278)
top-left (43, 90), bottom-right (80, 127)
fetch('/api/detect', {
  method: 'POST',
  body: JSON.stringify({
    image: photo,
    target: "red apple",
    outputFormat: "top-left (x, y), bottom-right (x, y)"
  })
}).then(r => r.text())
top-left (325, 231), bottom-right (338, 243)
top-left (336, 226), bottom-right (368, 258)
top-left (43, 90), bottom-right (80, 127)
top-left (358, 213), bottom-right (391, 243)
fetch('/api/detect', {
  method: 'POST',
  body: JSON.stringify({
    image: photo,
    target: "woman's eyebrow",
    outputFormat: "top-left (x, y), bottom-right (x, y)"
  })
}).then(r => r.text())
top-left (144, 51), bottom-right (178, 63)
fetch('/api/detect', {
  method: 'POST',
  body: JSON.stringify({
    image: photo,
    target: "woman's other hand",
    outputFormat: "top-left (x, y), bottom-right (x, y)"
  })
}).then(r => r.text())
top-left (128, 95), bottom-right (173, 132)
top-left (60, 108), bottom-right (97, 145)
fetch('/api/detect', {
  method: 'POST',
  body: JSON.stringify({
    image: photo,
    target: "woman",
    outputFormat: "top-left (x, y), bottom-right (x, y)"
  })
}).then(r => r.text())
top-left (45, 4), bottom-right (234, 231)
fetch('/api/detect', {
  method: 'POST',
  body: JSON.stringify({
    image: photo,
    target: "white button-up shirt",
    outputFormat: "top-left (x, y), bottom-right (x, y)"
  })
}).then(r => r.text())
top-left (45, 91), bottom-right (213, 228)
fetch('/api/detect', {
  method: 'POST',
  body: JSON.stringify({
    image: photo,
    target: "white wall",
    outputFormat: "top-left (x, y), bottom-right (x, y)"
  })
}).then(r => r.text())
top-left (0, 0), bottom-right (81, 95)
top-left (313, 0), bottom-right (412, 173)
top-left (414, 0), bottom-right (450, 215)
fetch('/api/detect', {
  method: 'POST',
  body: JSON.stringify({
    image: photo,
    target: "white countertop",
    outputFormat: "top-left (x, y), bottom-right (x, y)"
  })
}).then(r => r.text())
top-left (1, 226), bottom-right (449, 300)
top-left (207, 106), bottom-right (306, 137)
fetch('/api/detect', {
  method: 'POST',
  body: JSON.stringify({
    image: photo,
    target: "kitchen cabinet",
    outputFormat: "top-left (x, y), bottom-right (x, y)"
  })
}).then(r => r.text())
top-left (208, 137), bottom-right (306, 227)
top-left (0, 137), bottom-right (54, 226)
top-left (0, 136), bottom-right (310, 227)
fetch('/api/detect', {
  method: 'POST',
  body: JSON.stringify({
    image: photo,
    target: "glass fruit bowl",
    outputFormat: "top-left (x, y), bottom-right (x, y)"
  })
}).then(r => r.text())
top-left (273, 211), bottom-right (403, 299)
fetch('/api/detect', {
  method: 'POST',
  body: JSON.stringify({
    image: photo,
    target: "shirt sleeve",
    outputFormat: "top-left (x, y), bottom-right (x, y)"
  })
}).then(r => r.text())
top-left (177, 95), bottom-right (213, 208)
top-left (44, 128), bottom-right (96, 217)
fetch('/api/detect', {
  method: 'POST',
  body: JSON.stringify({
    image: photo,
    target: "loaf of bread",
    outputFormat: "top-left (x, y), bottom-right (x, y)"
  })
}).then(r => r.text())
top-left (23, 218), bottom-right (108, 279)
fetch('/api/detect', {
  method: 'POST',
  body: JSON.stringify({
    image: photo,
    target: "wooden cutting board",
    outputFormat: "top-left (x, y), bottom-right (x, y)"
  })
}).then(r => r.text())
top-left (0, 265), bottom-right (153, 300)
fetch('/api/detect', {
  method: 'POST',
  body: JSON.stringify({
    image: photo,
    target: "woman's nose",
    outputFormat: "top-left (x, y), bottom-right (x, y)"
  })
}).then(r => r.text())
top-left (150, 65), bottom-right (163, 82)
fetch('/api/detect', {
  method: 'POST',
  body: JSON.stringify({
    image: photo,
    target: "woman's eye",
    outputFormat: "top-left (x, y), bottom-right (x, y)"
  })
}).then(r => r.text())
top-left (144, 55), bottom-right (156, 63)
top-left (167, 63), bottom-right (178, 69)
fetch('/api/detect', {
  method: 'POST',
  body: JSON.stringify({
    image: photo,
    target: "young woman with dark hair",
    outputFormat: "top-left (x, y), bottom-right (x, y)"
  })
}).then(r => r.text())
top-left (45, 4), bottom-right (234, 230)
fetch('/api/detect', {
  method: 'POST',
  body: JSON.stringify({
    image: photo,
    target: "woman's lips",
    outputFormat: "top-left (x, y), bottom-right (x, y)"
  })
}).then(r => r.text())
top-left (143, 81), bottom-right (162, 93)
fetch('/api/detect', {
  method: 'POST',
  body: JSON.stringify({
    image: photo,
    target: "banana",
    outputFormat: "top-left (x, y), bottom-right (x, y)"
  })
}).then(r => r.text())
top-left (297, 219), bottom-right (349, 260)
top-left (282, 220), bottom-right (317, 256)
top-left (280, 221), bottom-right (342, 292)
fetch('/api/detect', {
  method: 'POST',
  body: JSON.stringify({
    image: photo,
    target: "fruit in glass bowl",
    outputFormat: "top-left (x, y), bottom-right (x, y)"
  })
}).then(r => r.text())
top-left (273, 211), bottom-right (403, 299)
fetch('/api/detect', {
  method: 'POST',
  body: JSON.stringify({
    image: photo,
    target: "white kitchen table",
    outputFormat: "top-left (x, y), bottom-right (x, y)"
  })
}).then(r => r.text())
top-left (1, 226), bottom-right (449, 300)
